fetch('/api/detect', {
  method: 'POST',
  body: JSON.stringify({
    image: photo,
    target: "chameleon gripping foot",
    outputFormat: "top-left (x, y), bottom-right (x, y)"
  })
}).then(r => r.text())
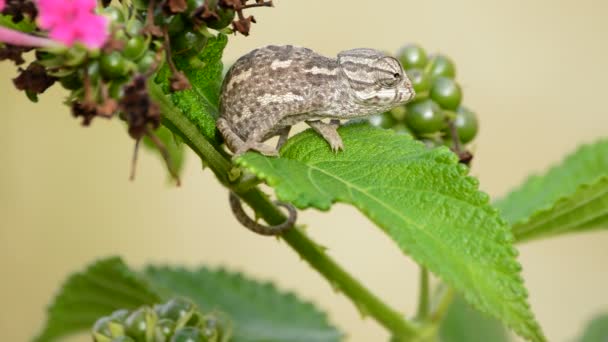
top-left (228, 192), bottom-right (297, 236)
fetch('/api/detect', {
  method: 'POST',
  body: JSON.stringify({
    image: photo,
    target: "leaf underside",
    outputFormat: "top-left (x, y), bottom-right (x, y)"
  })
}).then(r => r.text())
top-left (577, 313), bottom-right (608, 342)
top-left (495, 139), bottom-right (608, 242)
top-left (236, 124), bottom-right (545, 341)
top-left (143, 266), bottom-right (342, 342)
top-left (439, 294), bottom-right (509, 342)
top-left (34, 257), bottom-right (161, 342)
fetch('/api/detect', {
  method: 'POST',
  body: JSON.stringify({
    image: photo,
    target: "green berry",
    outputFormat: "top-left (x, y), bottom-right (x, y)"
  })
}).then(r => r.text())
top-left (126, 19), bottom-right (144, 37)
top-left (102, 6), bottom-right (124, 23)
top-left (171, 327), bottom-right (203, 342)
top-left (450, 106), bottom-right (479, 144)
top-left (100, 52), bottom-right (129, 79)
top-left (171, 31), bottom-right (208, 57)
top-left (204, 0), bottom-right (236, 30)
top-left (110, 309), bottom-right (130, 322)
top-left (393, 124), bottom-right (413, 136)
top-left (123, 36), bottom-right (148, 60)
top-left (167, 14), bottom-right (186, 36)
top-left (156, 319), bottom-right (176, 339)
top-left (137, 51), bottom-right (157, 73)
top-left (430, 77), bottom-right (462, 110)
top-left (156, 298), bottom-right (194, 322)
top-left (406, 68), bottom-right (431, 94)
top-left (404, 99), bottom-right (445, 135)
top-left (125, 307), bottom-right (157, 340)
top-left (92, 316), bottom-right (125, 338)
top-left (426, 54), bottom-right (456, 79)
top-left (369, 112), bottom-right (396, 129)
top-left (187, 0), bottom-right (204, 12)
top-left (397, 44), bottom-right (428, 69)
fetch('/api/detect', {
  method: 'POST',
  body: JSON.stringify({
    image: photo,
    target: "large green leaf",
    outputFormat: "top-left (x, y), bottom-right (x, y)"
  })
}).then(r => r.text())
top-left (155, 34), bottom-right (228, 144)
top-left (236, 124), bottom-right (544, 342)
top-left (494, 139), bottom-right (608, 242)
top-left (35, 257), bottom-right (161, 342)
top-left (144, 266), bottom-right (342, 342)
top-left (577, 313), bottom-right (608, 342)
top-left (440, 294), bottom-right (510, 342)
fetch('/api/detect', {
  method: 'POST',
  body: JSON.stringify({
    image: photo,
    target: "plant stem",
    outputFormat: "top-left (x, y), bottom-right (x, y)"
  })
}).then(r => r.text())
top-left (0, 26), bottom-right (58, 47)
top-left (149, 80), bottom-right (419, 338)
top-left (430, 287), bottom-right (455, 323)
top-left (416, 266), bottom-right (430, 320)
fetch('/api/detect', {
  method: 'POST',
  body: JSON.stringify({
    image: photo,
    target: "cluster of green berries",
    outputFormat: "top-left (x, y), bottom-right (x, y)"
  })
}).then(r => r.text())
top-left (369, 44), bottom-right (479, 148)
top-left (92, 298), bottom-right (232, 342)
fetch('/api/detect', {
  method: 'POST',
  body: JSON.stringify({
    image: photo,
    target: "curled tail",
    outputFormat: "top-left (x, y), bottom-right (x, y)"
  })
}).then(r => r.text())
top-left (229, 192), bottom-right (297, 236)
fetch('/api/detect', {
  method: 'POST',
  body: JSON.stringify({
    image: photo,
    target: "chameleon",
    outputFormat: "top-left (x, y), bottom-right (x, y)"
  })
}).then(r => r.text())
top-left (217, 45), bottom-right (415, 235)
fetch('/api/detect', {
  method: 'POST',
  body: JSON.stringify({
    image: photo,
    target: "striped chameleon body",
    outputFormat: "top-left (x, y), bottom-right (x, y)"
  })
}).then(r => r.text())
top-left (217, 45), bottom-right (415, 156)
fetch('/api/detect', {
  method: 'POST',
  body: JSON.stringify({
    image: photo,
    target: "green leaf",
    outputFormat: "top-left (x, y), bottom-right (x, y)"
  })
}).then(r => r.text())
top-left (35, 257), bottom-right (161, 342)
top-left (236, 124), bottom-right (545, 342)
top-left (154, 33), bottom-right (228, 145)
top-left (440, 294), bottom-right (509, 342)
top-left (143, 124), bottom-right (186, 180)
top-left (0, 14), bottom-right (37, 32)
top-left (494, 139), bottom-right (608, 242)
top-left (577, 313), bottom-right (608, 342)
top-left (144, 266), bottom-right (342, 342)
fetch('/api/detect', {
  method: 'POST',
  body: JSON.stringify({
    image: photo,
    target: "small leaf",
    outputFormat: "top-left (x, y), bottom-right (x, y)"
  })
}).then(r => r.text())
top-left (440, 294), bottom-right (509, 342)
top-left (236, 124), bottom-right (544, 342)
top-left (0, 14), bottom-right (37, 32)
top-left (495, 139), bottom-right (608, 242)
top-left (144, 266), bottom-right (342, 342)
top-left (35, 257), bottom-right (161, 342)
top-left (155, 33), bottom-right (228, 145)
top-left (577, 313), bottom-right (608, 342)
top-left (143, 124), bottom-right (186, 180)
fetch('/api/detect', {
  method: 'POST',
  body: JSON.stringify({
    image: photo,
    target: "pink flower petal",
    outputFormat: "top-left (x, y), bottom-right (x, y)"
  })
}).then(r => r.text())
top-left (0, 0), bottom-right (5, 12)
top-left (36, 0), bottom-right (109, 49)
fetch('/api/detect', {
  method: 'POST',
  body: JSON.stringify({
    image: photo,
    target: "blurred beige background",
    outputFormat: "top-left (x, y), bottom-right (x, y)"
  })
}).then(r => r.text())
top-left (1, 0), bottom-right (608, 341)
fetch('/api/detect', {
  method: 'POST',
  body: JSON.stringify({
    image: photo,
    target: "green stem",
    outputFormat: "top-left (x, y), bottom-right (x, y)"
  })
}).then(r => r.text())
top-left (416, 266), bottom-right (430, 320)
top-left (430, 287), bottom-right (455, 323)
top-left (149, 80), bottom-right (419, 338)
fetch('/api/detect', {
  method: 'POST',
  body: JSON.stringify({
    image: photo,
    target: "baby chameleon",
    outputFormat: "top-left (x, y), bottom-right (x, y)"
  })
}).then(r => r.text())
top-left (218, 45), bottom-right (415, 235)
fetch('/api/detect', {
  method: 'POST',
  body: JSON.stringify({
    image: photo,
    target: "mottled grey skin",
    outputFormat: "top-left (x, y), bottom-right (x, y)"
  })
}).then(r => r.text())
top-left (217, 45), bottom-right (415, 156)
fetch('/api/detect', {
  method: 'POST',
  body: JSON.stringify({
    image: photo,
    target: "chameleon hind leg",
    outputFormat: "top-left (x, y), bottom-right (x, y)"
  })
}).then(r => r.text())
top-left (306, 119), bottom-right (343, 152)
top-left (275, 126), bottom-right (291, 151)
top-left (217, 118), bottom-right (278, 157)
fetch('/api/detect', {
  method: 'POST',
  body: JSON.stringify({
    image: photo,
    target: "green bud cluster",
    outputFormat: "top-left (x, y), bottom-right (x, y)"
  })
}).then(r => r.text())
top-left (369, 44), bottom-right (479, 148)
top-left (92, 298), bottom-right (232, 342)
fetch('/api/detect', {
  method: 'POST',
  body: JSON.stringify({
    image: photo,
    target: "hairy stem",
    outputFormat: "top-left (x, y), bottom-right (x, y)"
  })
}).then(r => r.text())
top-left (148, 79), bottom-right (419, 338)
top-left (416, 266), bottom-right (430, 320)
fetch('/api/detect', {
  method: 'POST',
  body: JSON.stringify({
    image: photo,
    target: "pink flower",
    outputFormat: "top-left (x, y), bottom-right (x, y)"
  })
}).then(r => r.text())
top-left (37, 0), bottom-right (109, 49)
top-left (0, 0), bottom-right (5, 11)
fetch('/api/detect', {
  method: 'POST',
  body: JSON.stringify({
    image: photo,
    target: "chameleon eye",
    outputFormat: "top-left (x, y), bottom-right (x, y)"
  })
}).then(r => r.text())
top-left (378, 72), bottom-right (401, 87)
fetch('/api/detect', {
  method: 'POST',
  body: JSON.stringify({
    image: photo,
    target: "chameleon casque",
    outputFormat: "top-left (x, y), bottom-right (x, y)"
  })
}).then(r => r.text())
top-left (217, 45), bottom-right (415, 235)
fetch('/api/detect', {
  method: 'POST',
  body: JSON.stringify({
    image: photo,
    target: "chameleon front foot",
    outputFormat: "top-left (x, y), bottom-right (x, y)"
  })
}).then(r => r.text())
top-left (306, 119), bottom-right (344, 152)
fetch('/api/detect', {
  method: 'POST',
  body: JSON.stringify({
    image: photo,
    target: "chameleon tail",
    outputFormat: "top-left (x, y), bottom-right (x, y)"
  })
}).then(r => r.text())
top-left (228, 192), bottom-right (297, 236)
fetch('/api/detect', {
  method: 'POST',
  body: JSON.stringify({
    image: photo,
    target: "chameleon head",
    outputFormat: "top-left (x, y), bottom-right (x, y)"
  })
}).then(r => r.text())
top-left (337, 48), bottom-right (415, 109)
